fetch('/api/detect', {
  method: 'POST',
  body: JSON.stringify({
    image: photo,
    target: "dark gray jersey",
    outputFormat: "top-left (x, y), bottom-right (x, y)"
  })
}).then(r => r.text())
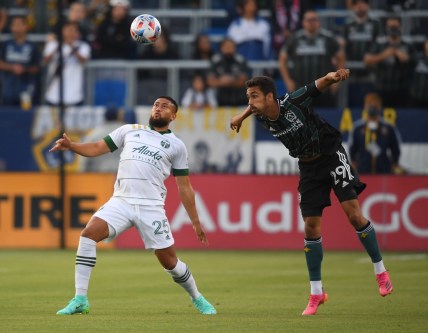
top-left (343, 17), bottom-right (381, 61)
top-left (368, 38), bottom-right (417, 91)
top-left (282, 29), bottom-right (340, 86)
top-left (256, 82), bottom-right (342, 158)
top-left (411, 56), bottom-right (428, 101)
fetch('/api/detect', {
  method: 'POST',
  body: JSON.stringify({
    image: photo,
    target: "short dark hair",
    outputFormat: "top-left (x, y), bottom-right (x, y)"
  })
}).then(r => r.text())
top-left (245, 76), bottom-right (277, 97)
top-left (157, 95), bottom-right (178, 113)
top-left (237, 0), bottom-right (259, 11)
top-left (63, 20), bottom-right (80, 30)
top-left (352, 0), bottom-right (368, 4)
top-left (219, 37), bottom-right (235, 48)
top-left (386, 15), bottom-right (401, 25)
top-left (11, 16), bottom-right (27, 24)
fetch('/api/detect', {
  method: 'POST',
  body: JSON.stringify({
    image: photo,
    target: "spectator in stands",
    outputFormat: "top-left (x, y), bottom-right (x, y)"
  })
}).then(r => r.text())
top-left (181, 73), bottom-right (217, 110)
top-left (342, 0), bottom-right (382, 107)
top-left (349, 92), bottom-right (403, 174)
top-left (0, 2), bottom-right (7, 32)
top-left (410, 0), bottom-right (428, 36)
top-left (136, 26), bottom-right (180, 104)
top-left (410, 36), bottom-right (428, 108)
top-left (0, 16), bottom-right (40, 106)
top-left (86, 0), bottom-right (110, 31)
top-left (0, 0), bottom-right (37, 33)
top-left (49, 2), bottom-right (93, 43)
top-left (343, 0), bottom-right (382, 72)
top-left (192, 33), bottom-right (214, 60)
top-left (363, 16), bottom-right (416, 107)
top-left (206, 38), bottom-right (249, 106)
top-left (43, 21), bottom-right (91, 106)
top-left (140, 26), bottom-right (179, 61)
top-left (92, 0), bottom-right (135, 59)
top-left (371, 0), bottom-right (416, 11)
top-left (226, 0), bottom-right (272, 60)
top-left (278, 10), bottom-right (345, 107)
top-left (139, 26), bottom-right (180, 80)
top-left (270, 0), bottom-right (309, 56)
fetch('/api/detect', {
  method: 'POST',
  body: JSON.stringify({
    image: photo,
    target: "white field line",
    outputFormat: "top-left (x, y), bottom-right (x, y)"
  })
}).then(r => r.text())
top-left (357, 253), bottom-right (427, 263)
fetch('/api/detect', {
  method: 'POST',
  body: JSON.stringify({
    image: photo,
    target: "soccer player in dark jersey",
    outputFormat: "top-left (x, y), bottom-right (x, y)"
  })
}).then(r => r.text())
top-left (230, 69), bottom-right (393, 315)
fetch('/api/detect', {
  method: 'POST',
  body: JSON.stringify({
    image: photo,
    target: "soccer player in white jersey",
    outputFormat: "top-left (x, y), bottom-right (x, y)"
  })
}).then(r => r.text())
top-left (50, 96), bottom-right (216, 315)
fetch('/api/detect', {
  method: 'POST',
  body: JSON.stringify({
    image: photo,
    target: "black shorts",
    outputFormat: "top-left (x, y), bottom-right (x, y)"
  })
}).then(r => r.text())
top-left (298, 145), bottom-right (366, 217)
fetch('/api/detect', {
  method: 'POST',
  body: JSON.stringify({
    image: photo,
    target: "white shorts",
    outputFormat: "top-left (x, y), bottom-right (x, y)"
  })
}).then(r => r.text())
top-left (94, 197), bottom-right (174, 250)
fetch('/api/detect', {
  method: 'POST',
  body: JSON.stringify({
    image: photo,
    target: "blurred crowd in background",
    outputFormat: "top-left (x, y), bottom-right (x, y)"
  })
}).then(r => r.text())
top-left (0, 0), bottom-right (427, 109)
top-left (0, 0), bottom-right (427, 176)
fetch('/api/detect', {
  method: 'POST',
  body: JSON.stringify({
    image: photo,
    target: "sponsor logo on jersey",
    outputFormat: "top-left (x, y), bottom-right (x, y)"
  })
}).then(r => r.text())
top-left (285, 111), bottom-right (297, 122)
top-left (272, 120), bottom-right (304, 137)
top-left (271, 110), bottom-right (304, 138)
top-left (132, 146), bottom-right (162, 160)
top-left (295, 39), bottom-right (327, 56)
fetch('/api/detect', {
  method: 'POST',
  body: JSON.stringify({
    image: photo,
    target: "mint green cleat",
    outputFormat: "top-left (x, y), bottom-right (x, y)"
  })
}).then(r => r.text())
top-left (192, 294), bottom-right (217, 315)
top-left (56, 296), bottom-right (90, 315)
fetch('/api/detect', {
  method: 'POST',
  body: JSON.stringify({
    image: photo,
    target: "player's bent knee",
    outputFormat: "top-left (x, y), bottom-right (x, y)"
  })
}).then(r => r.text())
top-left (346, 212), bottom-right (366, 228)
top-left (303, 217), bottom-right (321, 238)
top-left (155, 247), bottom-right (178, 270)
top-left (81, 217), bottom-right (109, 242)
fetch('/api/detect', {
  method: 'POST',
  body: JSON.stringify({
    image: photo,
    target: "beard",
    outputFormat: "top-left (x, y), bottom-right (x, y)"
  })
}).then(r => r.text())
top-left (149, 115), bottom-right (170, 128)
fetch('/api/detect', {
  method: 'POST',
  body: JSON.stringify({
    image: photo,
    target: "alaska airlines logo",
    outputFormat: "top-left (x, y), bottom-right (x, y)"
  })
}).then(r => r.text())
top-left (161, 140), bottom-right (170, 149)
top-left (132, 146), bottom-right (162, 160)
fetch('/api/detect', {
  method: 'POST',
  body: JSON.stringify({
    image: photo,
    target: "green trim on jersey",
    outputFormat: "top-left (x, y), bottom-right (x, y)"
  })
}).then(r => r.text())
top-left (104, 135), bottom-right (118, 152)
top-left (149, 125), bottom-right (172, 134)
top-left (173, 168), bottom-right (189, 176)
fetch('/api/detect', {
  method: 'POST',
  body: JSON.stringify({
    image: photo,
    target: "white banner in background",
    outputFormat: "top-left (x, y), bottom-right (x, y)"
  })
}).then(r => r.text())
top-left (256, 142), bottom-right (299, 175)
top-left (135, 106), bottom-right (254, 173)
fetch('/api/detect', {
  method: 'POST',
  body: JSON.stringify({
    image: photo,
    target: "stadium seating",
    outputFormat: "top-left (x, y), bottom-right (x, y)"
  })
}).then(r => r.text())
top-left (1, 2), bottom-right (427, 108)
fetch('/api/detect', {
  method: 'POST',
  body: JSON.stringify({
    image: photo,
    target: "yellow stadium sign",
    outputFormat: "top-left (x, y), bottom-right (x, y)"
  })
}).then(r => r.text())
top-left (0, 173), bottom-right (115, 249)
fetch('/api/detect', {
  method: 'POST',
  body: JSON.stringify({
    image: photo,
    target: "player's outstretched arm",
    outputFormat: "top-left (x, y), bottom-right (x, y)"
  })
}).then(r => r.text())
top-left (315, 68), bottom-right (350, 92)
top-left (230, 105), bottom-right (253, 133)
top-left (49, 133), bottom-right (111, 157)
top-left (175, 175), bottom-right (209, 245)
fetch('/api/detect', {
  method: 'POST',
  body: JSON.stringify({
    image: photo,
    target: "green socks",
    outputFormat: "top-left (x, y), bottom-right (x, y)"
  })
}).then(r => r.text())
top-left (356, 221), bottom-right (382, 263)
top-left (304, 237), bottom-right (323, 281)
top-left (303, 221), bottom-right (382, 286)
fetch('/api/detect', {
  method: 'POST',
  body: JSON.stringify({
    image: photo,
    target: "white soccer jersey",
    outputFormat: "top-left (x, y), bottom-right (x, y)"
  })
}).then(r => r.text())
top-left (104, 124), bottom-right (189, 205)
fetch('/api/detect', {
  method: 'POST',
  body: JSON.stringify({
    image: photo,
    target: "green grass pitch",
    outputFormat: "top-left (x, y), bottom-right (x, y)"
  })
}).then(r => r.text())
top-left (0, 249), bottom-right (427, 333)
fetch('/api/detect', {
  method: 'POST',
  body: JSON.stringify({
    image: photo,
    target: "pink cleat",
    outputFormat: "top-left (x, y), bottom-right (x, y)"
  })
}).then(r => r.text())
top-left (302, 291), bottom-right (328, 315)
top-left (376, 271), bottom-right (393, 297)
